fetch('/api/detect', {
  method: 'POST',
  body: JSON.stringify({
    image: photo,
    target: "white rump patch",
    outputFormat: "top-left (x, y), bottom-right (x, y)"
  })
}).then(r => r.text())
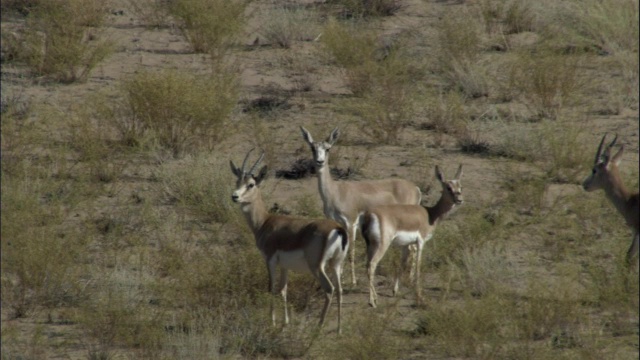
top-left (322, 229), bottom-right (348, 265)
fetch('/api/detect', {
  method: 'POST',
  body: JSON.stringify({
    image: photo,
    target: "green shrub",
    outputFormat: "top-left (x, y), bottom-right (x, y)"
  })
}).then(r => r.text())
top-left (117, 68), bottom-right (238, 156)
top-left (17, 0), bottom-right (112, 82)
top-left (169, 0), bottom-right (248, 57)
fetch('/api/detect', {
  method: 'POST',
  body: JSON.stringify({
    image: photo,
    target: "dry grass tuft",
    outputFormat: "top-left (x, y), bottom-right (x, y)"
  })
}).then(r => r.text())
top-left (169, 0), bottom-right (248, 57)
top-left (11, 0), bottom-right (112, 82)
top-left (94, 68), bottom-right (238, 157)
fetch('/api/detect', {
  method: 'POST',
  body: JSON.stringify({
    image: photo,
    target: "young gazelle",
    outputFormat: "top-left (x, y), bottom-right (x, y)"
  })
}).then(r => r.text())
top-left (360, 165), bottom-right (463, 307)
top-left (230, 149), bottom-right (349, 333)
top-left (583, 134), bottom-right (639, 267)
top-left (301, 127), bottom-right (422, 285)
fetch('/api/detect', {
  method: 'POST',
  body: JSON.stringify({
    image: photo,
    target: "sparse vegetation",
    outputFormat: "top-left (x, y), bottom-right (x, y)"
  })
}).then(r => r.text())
top-left (1, 0), bottom-right (638, 358)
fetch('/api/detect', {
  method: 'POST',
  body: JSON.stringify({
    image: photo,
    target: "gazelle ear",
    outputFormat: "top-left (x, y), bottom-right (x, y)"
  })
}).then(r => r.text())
top-left (230, 160), bottom-right (241, 177)
top-left (327, 127), bottom-right (340, 145)
top-left (435, 165), bottom-right (444, 182)
top-left (454, 164), bottom-right (463, 180)
top-left (255, 165), bottom-right (269, 185)
top-left (610, 146), bottom-right (624, 167)
top-left (300, 126), bottom-right (314, 144)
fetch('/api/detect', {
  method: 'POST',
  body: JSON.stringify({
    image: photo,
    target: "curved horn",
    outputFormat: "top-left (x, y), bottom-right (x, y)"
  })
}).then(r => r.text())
top-left (605, 134), bottom-right (618, 155)
top-left (248, 150), bottom-right (265, 176)
top-left (594, 134), bottom-right (607, 164)
top-left (241, 148), bottom-right (255, 174)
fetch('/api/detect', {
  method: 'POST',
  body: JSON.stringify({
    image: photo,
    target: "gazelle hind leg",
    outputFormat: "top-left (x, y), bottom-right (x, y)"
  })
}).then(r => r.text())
top-left (407, 244), bottom-right (418, 283)
top-left (316, 266), bottom-right (335, 329)
top-left (626, 231), bottom-right (639, 269)
top-left (349, 223), bottom-right (358, 285)
top-left (414, 241), bottom-right (425, 304)
top-left (278, 269), bottom-right (289, 325)
top-left (332, 263), bottom-right (344, 334)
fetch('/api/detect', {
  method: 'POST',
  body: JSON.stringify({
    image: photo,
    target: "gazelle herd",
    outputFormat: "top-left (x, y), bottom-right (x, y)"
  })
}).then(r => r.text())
top-left (230, 128), bottom-right (638, 334)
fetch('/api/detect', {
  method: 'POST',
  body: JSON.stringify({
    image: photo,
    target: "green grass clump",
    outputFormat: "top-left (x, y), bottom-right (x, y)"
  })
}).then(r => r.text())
top-left (15, 0), bottom-right (112, 82)
top-left (169, 0), bottom-right (248, 57)
top-left (116, 68), bottom-right (238, 156)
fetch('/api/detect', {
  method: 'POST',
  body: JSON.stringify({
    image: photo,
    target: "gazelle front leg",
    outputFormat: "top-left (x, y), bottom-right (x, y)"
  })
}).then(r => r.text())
top-left (267, 260), bottom-right (278, 326)
top-left (349, 222), bottom-right (358, 285)
top-left (393, 246), bottom-right (413, 297)
top-left (414, 240), bottom-right (425, 304)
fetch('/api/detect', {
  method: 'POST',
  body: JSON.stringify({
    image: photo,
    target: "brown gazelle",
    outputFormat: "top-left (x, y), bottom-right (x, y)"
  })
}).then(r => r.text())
top-left (230, 149), bottom-right (349, 333)
top-left (583, 134), bottom-right (639, 267)
top-left (301, 126), bottom-right (422, 285)
top-left (360, 165), bottom-right (463, 307)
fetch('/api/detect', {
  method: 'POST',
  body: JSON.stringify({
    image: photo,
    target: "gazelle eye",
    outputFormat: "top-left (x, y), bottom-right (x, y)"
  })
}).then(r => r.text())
top-left (592, 169), bottom-right (596, 174)
top-left (248, 183), bottom-right (255, 189)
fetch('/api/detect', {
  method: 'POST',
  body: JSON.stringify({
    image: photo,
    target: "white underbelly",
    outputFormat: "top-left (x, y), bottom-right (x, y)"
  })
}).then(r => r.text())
top-left (276, 249), bottom-right (310, 272)
top-left (392, 230), bottom-right (421, 247)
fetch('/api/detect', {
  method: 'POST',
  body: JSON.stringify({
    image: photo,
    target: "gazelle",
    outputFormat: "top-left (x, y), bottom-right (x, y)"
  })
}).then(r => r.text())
top-left (583, 134), bottom-right (639, 267)
top-left (230, 149), bottom-right (349, 334)
top-left (360, 165), bottom-right (463, 307)
top-left (300, 126), bottom-right (422, 285)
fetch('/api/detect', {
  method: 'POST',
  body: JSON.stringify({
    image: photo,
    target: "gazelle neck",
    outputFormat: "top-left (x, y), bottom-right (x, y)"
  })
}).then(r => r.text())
top-left (240, 191), bottom-right (270, 238)
top-left (317, 165), bottom-right (337, 204)
top-left (426, 192), bottom-right (456, 226)
top-left (603, 166), bottom-right (632, 217)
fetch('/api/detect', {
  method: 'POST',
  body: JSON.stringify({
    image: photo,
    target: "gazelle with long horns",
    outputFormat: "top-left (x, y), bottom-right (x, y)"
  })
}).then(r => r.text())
top-left (230, 149), bottom-right (349, 333)
top-left (360, 165), bottom-right (464, 307)
top-left (583, 134), bottom-right (639, 267)
top-left (301, 127), bottom-right (422, 285)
